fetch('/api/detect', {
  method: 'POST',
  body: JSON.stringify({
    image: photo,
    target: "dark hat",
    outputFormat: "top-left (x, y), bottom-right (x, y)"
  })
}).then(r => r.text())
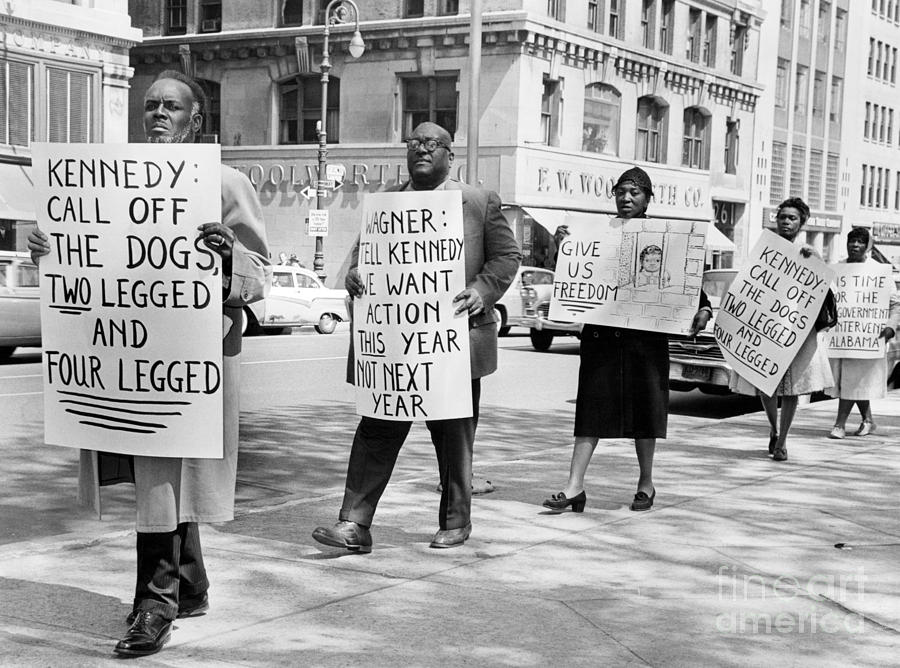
top-left (613, 166), bottom-right (653, 197)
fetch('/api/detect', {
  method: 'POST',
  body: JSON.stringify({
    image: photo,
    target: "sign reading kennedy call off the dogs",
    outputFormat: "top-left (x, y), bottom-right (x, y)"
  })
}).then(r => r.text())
top-left (714, 230), bottom-right (834, 396)
top-left (355, 190), bottom-right (472, 421)
top-left (33, 143), bottom-right (224, 458)
top-left (549, 214), bottom-right (708, 335)
top-left (828, 262), bottom-right (893, 359)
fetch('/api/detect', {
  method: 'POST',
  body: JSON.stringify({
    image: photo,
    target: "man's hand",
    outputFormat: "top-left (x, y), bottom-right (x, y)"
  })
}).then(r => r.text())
top-left (879, 326), bottom-right (895, 342)
top-left (345, 268), bottom-right (364, 298)
top-left (197, 223), bottom-right (235, 261)
top-left (27, 228), bottom-right (50, 265)
top-left (554, 225), bottom-right (569, 246)
top-left (688, 308), bottom-right (712, 337)
top-left (453, 288), bottom-right (484, 316)
top-left (799, 244), bottom-right (822, 260)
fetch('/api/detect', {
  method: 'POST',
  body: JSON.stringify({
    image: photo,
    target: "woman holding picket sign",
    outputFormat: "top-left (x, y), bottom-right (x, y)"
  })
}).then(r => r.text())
top-left (826, 227), bottom-right (900, 439)
top-left (730, 197), bottom-right (835, 461)
top-left (542, 167), bottom-right (712, 514)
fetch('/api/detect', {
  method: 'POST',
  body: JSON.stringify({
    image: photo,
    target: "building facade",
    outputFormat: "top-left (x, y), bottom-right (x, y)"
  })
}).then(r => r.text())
top-left (0, 0), bottom-right (140, 251)
top-left (127, 0), bottom-right (765, 283)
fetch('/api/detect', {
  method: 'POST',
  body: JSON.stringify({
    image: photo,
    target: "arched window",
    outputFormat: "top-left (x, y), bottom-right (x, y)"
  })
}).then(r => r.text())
top-left (279, 75), bottom-right (340, 144)
top-left (635, 96), bottom-right (667, 163)
top-left (682, 106), bottom-right (710, 170)
top-left (582, 83), bottom-right (620, 155)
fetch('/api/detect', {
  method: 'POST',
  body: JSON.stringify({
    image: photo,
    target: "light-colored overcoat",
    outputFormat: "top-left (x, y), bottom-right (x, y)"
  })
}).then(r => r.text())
top-left (78, 166), bottom-right (270, 532)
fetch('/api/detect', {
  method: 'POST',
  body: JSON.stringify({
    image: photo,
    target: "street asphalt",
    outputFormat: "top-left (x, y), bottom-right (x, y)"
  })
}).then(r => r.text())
top-left (1, 389), bottom-right (898, 666)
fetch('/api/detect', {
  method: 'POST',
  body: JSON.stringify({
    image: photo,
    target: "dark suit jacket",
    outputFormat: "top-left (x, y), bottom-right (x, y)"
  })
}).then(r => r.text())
top-left (347, 179), bottom-right (521, 381)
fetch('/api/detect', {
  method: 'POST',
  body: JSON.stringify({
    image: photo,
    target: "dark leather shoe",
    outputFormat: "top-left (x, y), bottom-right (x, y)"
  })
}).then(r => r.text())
top-left (630, 488), bottom-right (656, 511)
top-left (430, 523), bottom-right (472, 548)
top-left (542, 491), bottom-right (586, 513)
top-left (127, 592), bottom-right (209, 625)
top-left (312, 521), bottom-right (372, 553)
top-left (773, 447), bottom-right (788, 461)
top-left (114, 611), bottom-right (171, 656)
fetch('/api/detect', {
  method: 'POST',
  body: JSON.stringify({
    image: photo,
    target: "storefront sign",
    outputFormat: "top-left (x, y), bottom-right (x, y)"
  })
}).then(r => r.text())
top-left (549, 214), bottom-right (707, 335)
top-left (354, 190), bottom-right (472, 421)
top-left (763, 207), bottom-right (842, 231)
top-left (32, 143), bottom-right (224, 458)
top-left (873, 222), bottom-right (900, 242)
top-left (1, 26), bottom-right (104, 61)
top-left (828, 262), bottom-right (893, 359)
top-left (714, 230), bottom-right (834, 395)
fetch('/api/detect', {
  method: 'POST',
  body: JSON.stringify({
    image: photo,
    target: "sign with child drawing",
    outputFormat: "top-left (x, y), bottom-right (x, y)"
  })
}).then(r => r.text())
top-left (549, 214), bottom-right (708, 334)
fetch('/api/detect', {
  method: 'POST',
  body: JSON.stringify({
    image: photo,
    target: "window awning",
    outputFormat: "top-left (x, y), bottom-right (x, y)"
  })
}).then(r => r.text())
top-left (706, 224), bottom-right (735, 251)
top-left (0, 163), bottom-right (36, 221)
top-left (522, 207), bottom-right (570, 234)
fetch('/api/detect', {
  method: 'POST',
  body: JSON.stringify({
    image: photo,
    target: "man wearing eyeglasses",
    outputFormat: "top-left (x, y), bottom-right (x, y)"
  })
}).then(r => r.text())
top-left (313, 122), bottom-right (521, 551)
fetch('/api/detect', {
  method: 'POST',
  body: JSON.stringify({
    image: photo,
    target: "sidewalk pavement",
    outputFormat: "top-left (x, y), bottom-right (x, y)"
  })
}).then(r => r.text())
top-left (1, 393), bottom-right (899, 667)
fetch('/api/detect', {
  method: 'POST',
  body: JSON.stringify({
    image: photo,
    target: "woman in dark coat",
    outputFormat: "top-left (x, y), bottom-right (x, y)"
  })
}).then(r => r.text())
top-left (543, 167), bottom-right (711, 512)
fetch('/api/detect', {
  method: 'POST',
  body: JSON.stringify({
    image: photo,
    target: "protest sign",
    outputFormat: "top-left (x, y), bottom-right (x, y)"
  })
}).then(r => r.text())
top-left (549, 214), bottom-right (708, 334)
top-left (828, 262), bottom-right (893, 359)
top-left (354, 190), bottom-right (472, 421)
top-left (714, 230), bottom-right (834, 395)
top-left (32, 143), bottom-right (224, 458)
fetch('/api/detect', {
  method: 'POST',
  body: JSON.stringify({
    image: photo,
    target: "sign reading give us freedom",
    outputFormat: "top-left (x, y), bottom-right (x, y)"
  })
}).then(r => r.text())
top-left (33, 143), bottom-right (224, 458)
top-left (354, 190), bottom-right (472, 421)
top-left (714, 230), bottom-right (834, 396)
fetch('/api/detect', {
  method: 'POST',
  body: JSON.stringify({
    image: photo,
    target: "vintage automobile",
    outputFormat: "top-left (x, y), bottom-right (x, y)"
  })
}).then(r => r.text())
top-left (243, 265), bottom-right (350, 335)
top-left (494, 266), bottom-right (556, 336)
top-left (668, 268), bottom-right (900, 393)
top-left (518, 269), bottom-right (582, 351)
top-left (0, 251), bottom-right (41, 360)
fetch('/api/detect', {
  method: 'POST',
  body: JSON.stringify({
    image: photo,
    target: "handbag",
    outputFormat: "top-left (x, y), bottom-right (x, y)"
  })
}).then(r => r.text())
top-left (814, 288), bottom-right (838, 331)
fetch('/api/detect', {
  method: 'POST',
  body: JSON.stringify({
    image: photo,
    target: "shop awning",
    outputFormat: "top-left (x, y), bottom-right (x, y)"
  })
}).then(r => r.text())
top-left (522, 207), bottom-right (570, 234)
top-left (0, 162), bottom-right (36, 221)
top-left (706, 224), bottom-right (735, 251)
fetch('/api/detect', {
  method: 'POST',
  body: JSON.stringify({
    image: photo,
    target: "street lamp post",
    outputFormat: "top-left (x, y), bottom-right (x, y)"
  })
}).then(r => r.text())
top-left (313, 0), bottom-right (365, 280)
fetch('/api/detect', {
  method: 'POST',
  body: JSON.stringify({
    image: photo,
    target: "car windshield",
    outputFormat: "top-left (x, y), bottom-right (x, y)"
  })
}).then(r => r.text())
top-left (521, 270), bottom-right (554, 286)
top-left (273, 273), bottom-right (294, 288)
top-left (701, 271), bottom-right (738, 310)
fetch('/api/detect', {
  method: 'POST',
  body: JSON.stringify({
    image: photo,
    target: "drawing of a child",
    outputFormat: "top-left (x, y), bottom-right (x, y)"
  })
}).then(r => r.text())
top-left (636, 244), bottom-right (670, 288)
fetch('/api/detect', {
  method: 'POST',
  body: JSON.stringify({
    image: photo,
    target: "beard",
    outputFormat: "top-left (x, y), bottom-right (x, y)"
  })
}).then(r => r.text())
top-left (147, 126), bottom-right (194, 144)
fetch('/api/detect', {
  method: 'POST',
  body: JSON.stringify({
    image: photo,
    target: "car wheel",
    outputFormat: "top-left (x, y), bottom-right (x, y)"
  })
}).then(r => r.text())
top-left (315, 313), bottom-right (337, 334)
top-left (529, 328), bottom-right (554, 351)
top-left (241, 308), bottom-right (261, 337)
top-left (494, 307), bottom-right (510, 336)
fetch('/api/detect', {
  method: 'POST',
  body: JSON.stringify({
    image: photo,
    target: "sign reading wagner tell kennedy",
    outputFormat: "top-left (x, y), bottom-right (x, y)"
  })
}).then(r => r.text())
top-left (828, 262), bottom-right (893, 359)
top-left (33, 143), bottom-right (224, 458)
top-left (549, 215), bottom-right (708, 334)
top-left (714, 230), bottom-right (834, 396)
top-left (355, 190), bottom-right (472, 421)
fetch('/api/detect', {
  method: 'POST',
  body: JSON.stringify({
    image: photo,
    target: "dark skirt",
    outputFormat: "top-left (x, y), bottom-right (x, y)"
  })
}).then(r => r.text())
top-left (574, 324), bottom-right (669, 439)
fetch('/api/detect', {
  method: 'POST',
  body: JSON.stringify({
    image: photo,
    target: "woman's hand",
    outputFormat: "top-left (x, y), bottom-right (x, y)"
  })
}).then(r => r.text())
top-left (688, 307), bottom-right (712, 337)
top-left (27, 228), bottom-right (50, 265)
top-left (799, 244), bottom-right (822, 260)
top-left (880, 326), bottom-right (895, 342)
top-left (553, 225), bottom-right (569, 246)
top-left (345, 268), bottom-right (364, 297)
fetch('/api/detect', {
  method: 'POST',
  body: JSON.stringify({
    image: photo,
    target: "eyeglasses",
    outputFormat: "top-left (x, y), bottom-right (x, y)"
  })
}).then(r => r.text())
top-left (405, 138), bottom-right (448, 152)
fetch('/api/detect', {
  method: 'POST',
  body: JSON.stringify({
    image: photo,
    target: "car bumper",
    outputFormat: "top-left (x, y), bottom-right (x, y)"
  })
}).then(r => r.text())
top-left (668, 355), bottom-right (733, 388)
top-left (520, 316), bottom-right (582, 333)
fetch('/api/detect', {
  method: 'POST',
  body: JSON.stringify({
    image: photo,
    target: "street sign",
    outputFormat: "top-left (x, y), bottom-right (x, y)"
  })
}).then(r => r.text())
top-left (307, 209), bottom-right (329, 236)
top-left (326, 164), bottom-right (345, 183)
top-left (299, 185), bottom-right (315, 200)
top-left (316, 179), bottom-right (335, 190)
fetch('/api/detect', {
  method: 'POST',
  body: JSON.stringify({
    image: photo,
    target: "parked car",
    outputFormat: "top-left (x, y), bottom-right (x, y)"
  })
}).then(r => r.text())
top-left (244, 265), bottom-right (350, 335)
top-left (494, 266), bottom-right (556, 336)
top-left (668, 268), bottom-right (900, 393)
top-left (0, 251), bottom-right (41, 360)
top-left (517, 269), bottom-right (582, 351)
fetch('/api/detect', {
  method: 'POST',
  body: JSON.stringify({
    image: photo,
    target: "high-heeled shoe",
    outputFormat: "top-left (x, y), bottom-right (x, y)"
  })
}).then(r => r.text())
top-left (542, 491), bottom-right (586, 512)
top-left (773, 446), bottom-right (787, 461)
top-left (855, 421), bottom-right (876, 436)
top-left (768, 433), bottom-right (778, 454)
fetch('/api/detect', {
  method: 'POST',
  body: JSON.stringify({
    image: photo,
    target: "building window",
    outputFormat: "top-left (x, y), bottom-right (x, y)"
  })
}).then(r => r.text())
top-left (770, 141), bottom-right (786, 204)
top-left (588, 0), bottom-right (601, 32)
top-left (282, 0), bottom-right (303, 26)
top-left (406, 0), bottom-right (424, 18)
top-left (166, 0), bottom-right (187, 35)
top-left (541, 77), bottom-right (563, 146)
top-left (789, 145), bottom-right (806, 198)
top-left (818, 1), bottom-right (830, 42)
top-left (641, 0), bottom-right (655, 48)
top-left (279, 75), bottom-right (340, 144)
top-left (860, 165), bottom-right (868, 206)
top-left (608, 0), bottom-right (623, 38)
top-left (893, 47), bottom-right (898, 83)
top-left (687, 8), bottom-right (701, 62)
top-left (812, 71), bottom-right (826, 118)
top-left (724, 118), bottom-right (739, 175)
top-left (197, 79), bottom-right (220, 141)
top-left (808, 149), bottom-right (823, 207)
top-left (835, 9), bottom-right (846, 51)
top-left (635, 96), bottom-right (666, 163)
top-left (547, 0), bottom-right (565, 21)
top-left (438, 0), bottom-right (459, 15)
top-left (829, 76), bottom-right (842, 123)
top-left (0, 59), bottom-right (33, 147)
top-left (730, 22), bottom-right (747, 75)
top-left (682, 107), bottom-right (709, 170)
top-left (199, 0), bottom-right (221, 32)
top-left (775, 59), bottom-right (789, 108)
top-left (47, 68), bottom-right (91, 143)
top-left (794, 65), bottom-right (808, 114)
top-left (582, 83), bottom-right (620, 155)
top-left (404, 75), bottom-right (458, 139)
top-left (704, 15), bottom-right (717, 67)
top-left (868, 38), bottom-right (875, 75)
top-left (825, 153), bottom-right (839, 209)
top-left (781, 0), bottom-right (793, 26)
top-left (799, 0), bottom-right (811, 37)
top-left (865, 101), bottom-right (872, 139)
top-left (895, 170), bottom-right (900, 210)
top-left (659, 0), bottom-right (674, 55)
